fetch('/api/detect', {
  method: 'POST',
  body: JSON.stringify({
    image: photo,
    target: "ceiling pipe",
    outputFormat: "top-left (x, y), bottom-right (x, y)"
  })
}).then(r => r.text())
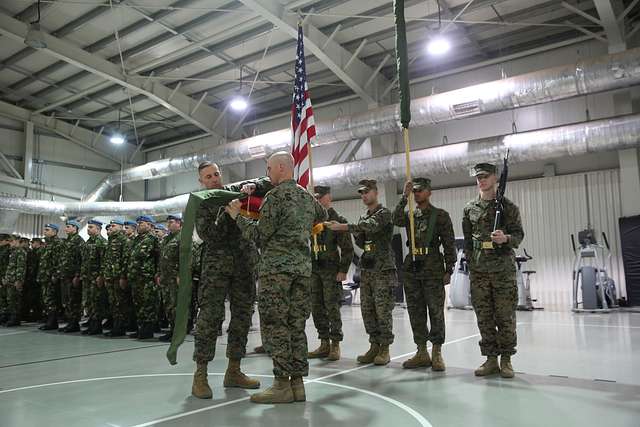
top-left (2, 114), bottom-right (639, 217)
top-left (83, 47), bottom-right (640, 202)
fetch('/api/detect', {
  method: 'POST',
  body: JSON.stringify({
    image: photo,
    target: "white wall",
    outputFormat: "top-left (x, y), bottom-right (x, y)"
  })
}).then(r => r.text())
top-left (333, 169), bottom-right (626, 311)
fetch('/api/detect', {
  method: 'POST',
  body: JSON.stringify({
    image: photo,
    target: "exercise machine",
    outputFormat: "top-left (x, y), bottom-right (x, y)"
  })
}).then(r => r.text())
top-left (448, 238), bottom-right (473, 310)
top-left (571, 229), bottom-right (618, 313)
top-left (515, 249), bottom-right (542, 311)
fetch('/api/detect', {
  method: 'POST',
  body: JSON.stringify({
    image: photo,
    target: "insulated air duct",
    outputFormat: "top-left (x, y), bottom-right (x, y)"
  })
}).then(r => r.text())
top-left (2, 114), bottom-right (639, 216)
top-left (84, 48), bottom-right (640, 202)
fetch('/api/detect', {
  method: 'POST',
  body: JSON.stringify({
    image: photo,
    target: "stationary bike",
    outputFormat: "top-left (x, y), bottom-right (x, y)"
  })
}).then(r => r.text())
top-left (515, 249), bottom-right (542, 311)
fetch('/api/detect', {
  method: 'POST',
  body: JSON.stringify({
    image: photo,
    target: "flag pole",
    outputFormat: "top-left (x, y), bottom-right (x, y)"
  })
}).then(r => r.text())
top-left (395, 0), bottom-right (417, 261)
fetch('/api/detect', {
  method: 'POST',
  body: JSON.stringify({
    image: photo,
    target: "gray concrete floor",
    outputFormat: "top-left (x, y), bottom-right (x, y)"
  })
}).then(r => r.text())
top-left (1, 306), bottom-right (639, 427)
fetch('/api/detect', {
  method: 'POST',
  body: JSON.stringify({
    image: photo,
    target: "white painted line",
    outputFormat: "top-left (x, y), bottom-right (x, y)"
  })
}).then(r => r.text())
top-left (0, 331), bottom-right (31, 337)
top-left (315, 381), bottom-right (432, 427)
top-left (516, 321), bottom-right (640, 330)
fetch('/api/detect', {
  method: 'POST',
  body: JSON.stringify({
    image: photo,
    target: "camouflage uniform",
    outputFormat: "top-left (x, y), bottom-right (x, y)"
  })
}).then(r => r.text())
top-left (237, 179), bottom-right (326, 378)
top-left (191, 242), bottom-right (202, 327)
top-left (193, 178), bottom-right (271, 364)
top-left (3, 245), bottom-right (27, 319)
top-left (59, 232), bottom-right (85, 323)
top-left (38, 236), bottom-right (64, 317)
top-left (158, 230), bottom-right (180, 330)
top-left (311, 207), bottom-right (353, 342)
top-left (102, 229), bottom-right (129, 327)
top-left (349, 202), bottom-right (397, 346)
top-left (393, 195), bottom-right (456, 346)
top-left (127, 230), bottom-right (159, 327)
top-left (0, 242), bottom-right (10, 319)
top-left (463, 196), bottom-right (524, 356)
top-left (23, 245), bottom-right (43, 320)
top-left (81, 234), bottom-right (107, 322)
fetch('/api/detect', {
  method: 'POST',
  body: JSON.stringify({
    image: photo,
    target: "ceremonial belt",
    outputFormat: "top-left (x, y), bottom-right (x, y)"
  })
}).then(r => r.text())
top-left (413, 247), bottom-right (432, 255)
top-left (473, 239), bottom-right (494, 250)
top-left (364, 242), bottom-right (376, 252)
top-left (313, 244), bottom-right (328, 253)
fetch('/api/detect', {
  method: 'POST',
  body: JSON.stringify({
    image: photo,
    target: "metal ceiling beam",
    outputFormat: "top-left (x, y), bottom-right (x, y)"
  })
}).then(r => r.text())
top-left (593, 0), bottom-right (627, 52)
top-left (0, 12), bottom-right (225, 139)
top-left (0, 175), bottom-right (84, 200)
top-left (237, 0), bottom-right (388, 106)
top-left (0, 99), bottom-right (120, 166)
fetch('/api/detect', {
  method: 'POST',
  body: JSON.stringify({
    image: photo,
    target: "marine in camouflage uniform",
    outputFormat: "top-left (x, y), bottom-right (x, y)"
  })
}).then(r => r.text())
top-left (81, 220), bottom-right (107, 335)
top-left (393, 178), bottom-right (456, 371)
top-left (463, 163), bottom-right (524, 379)
top-left (0, 234), bottom-right (11, 324)
top-left (2, 236), bottom-right (27, 326)
top-left (156, 215), bottom-right (182, 342)
top-left (59, 220), bottom-right (85, 333)
top-left (38, 224), bottom-right (65, 330)
top-left (328, 179), bottom-right (397, 366)
top-left (126, 216), bottom-right (159, 340)
top-left (234, 152), bottom-right (326, 404)
top-left (102, 220), bottom-right (130, 337)
top-left (190, 161), bottom-right (272, 400)
top-left (308, 185), bottom-right (354, 361)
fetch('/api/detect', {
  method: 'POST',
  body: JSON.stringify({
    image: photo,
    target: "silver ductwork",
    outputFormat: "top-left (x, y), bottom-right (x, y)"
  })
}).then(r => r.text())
top-left (84, 48), bottom-right (640, 202)
top-left (3, 114), bottom-right (639, 217)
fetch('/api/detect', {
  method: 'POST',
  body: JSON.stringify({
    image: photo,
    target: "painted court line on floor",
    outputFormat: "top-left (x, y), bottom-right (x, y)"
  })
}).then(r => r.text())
top-left (0, 331), bottom-right (31, 337)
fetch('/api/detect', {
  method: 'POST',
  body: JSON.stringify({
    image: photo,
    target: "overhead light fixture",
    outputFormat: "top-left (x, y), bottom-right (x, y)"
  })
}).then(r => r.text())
top-left (230, 96), bottom-right (248, 112)
top-left (24, 1), bottom-right (47, 49)
top-left (110, 134), bottom-right (125, 145)
top-left (427, 37), bottom-right (450, 55)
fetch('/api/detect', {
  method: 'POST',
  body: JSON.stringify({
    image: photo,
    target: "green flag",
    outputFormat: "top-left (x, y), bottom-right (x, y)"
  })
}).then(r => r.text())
top-left (394, 0), bottom-right (411, 129)
top-left (166, 189), bottom-right (248, 365)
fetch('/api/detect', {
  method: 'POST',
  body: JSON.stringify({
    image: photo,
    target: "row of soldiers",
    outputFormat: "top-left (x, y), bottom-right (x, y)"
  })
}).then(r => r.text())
top-left (0, 215), bottom-right (195, 342)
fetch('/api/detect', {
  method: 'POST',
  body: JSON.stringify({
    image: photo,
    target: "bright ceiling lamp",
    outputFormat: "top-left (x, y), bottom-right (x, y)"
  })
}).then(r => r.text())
top-left (427, 37), bottom-right (450, 55)
top-left (230, 96), bottom-right (248, 112)
top-left (110, 134), bottom-right (126, 145)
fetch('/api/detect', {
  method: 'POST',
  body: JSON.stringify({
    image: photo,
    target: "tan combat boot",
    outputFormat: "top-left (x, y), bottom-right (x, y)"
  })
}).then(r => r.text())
top-left (500, 355), bottom-right (515, 378)
top-left (250, 377), bottom-right (294, 404)
top-left (373, 344), bottom-right (390, 366)
top-left (326, 341), bottom-right (341, 361)
top-left (402, 344), bottom-right (431, 369)
top-left (357, 343), bottom-right (380, 364)
top-left (254, 345), bottom-right (266, 354)
top-left (431, 344), bottom-right (446, 372)
top-left (474, 356), bottom-right (500, 377)
top-left (308, 339), bottom-right (330, 359)
top-left (290, 376), bottom-right (306, 402)
top-left (223, 358), bottom-right (261, 389)
top-left (192, 362), bottom-right (213, 399)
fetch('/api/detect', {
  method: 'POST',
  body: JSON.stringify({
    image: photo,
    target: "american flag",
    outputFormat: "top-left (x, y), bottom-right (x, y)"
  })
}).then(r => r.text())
top-left (291, 24), bottom-right (316, 189)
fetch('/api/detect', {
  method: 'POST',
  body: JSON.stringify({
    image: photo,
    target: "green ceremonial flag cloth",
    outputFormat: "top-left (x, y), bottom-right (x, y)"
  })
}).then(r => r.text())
top-left (394, 0), bottom-right (411, 129)
top-left (167, 189), bottom-right (248, 365)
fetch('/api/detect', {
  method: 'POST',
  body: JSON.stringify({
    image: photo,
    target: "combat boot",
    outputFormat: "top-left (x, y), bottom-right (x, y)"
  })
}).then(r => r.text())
top-left (500, 355), bottom-right (515, 378)
top-left (61, 320), bottom-right (80, 333)
top-left (223, 358), bottom-right (261, 389)
top-left (191, 362), bottom-right (212, 399)
top-left (0, 313), bottom-right (8, 325)
top-left (402, 344), bottom-right (431, 369)
top-left (5, 315), bottom-right (20, 327)
top-left (103, 318), bottom-right (113, 329)
top-left (431, 344), bottom-right (446, 372)
top-left (128, 327), bottom-right (139, 338)
top-left (474, 356), bottom-right (500, 376)
top-left (357, 343), bottom-right (380, 364)
top-left (137, 322), bottom-right (154, 339)
top-left (290, 376), bottom-right (306, 402)
top-left (104, 321), bottom-right (125, 337)
top-left (88, 319), bottom-right (103, 335)
top-left (250, 377), bottom-right (294, 404)
top-left (39, 314), bottom-right (58, 330)
top-left (308, 339), bottom-right (330, 358)
top-left (158, 330), bottom-right (173, 342)
top-left (374, 344), bottom-right (390, 366)
top-left (254, 345), bottom-right (266, 354)
top-left (326, 341), bottom-right (341, 361)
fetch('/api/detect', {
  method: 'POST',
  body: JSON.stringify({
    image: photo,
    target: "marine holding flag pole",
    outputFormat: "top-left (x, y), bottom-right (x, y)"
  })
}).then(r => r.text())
top-left (394, 0), bottom-right (417, 261)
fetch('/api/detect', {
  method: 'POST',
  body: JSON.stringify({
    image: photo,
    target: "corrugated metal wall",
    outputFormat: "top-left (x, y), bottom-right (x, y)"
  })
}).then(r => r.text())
top-left (334, 169), bottom-right (625, 310)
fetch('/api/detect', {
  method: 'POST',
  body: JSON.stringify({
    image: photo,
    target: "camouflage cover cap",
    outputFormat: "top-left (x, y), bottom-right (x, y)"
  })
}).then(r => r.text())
top-left (412, 177), bottom-right (432, 191)
top-left (314, 185), bottom-right (331, 198)
top-left (470, 163), bottom-right (497, 177)
top-left (357, 179), bottom-right (377, 193)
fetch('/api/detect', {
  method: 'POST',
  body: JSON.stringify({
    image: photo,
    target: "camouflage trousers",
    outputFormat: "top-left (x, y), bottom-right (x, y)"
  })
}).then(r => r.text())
top-left (6, 283), bottom-right (22, 317)
top-left (193, 269), bottom-right (255, 363)
top-left (22, 279), bottom-right (42, 320)
top-left (61, 277), bottom-right (83, 322)
top-left (360, 270), bottom-right (396, 346)
top-left (0, 285), bottom-right (7, 316)
top-left (41, 279), bottom-right (60, 316)
top-left (159, 278), bottom-right (178, 329)
top-left (310, 268), bottom-right (343, 342)
top-left (403, 275), bottom-right (446, 345)
top-left (258, 273), bottom-right (311, 378)
top-left (105, 280), bottom-right (129, 323)
top-left (84, 277), bottom-right (110, 321)
top-left (470, 270), bottom-right (518, 356)
top-left (130, 278), bottom-right (158, 325)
